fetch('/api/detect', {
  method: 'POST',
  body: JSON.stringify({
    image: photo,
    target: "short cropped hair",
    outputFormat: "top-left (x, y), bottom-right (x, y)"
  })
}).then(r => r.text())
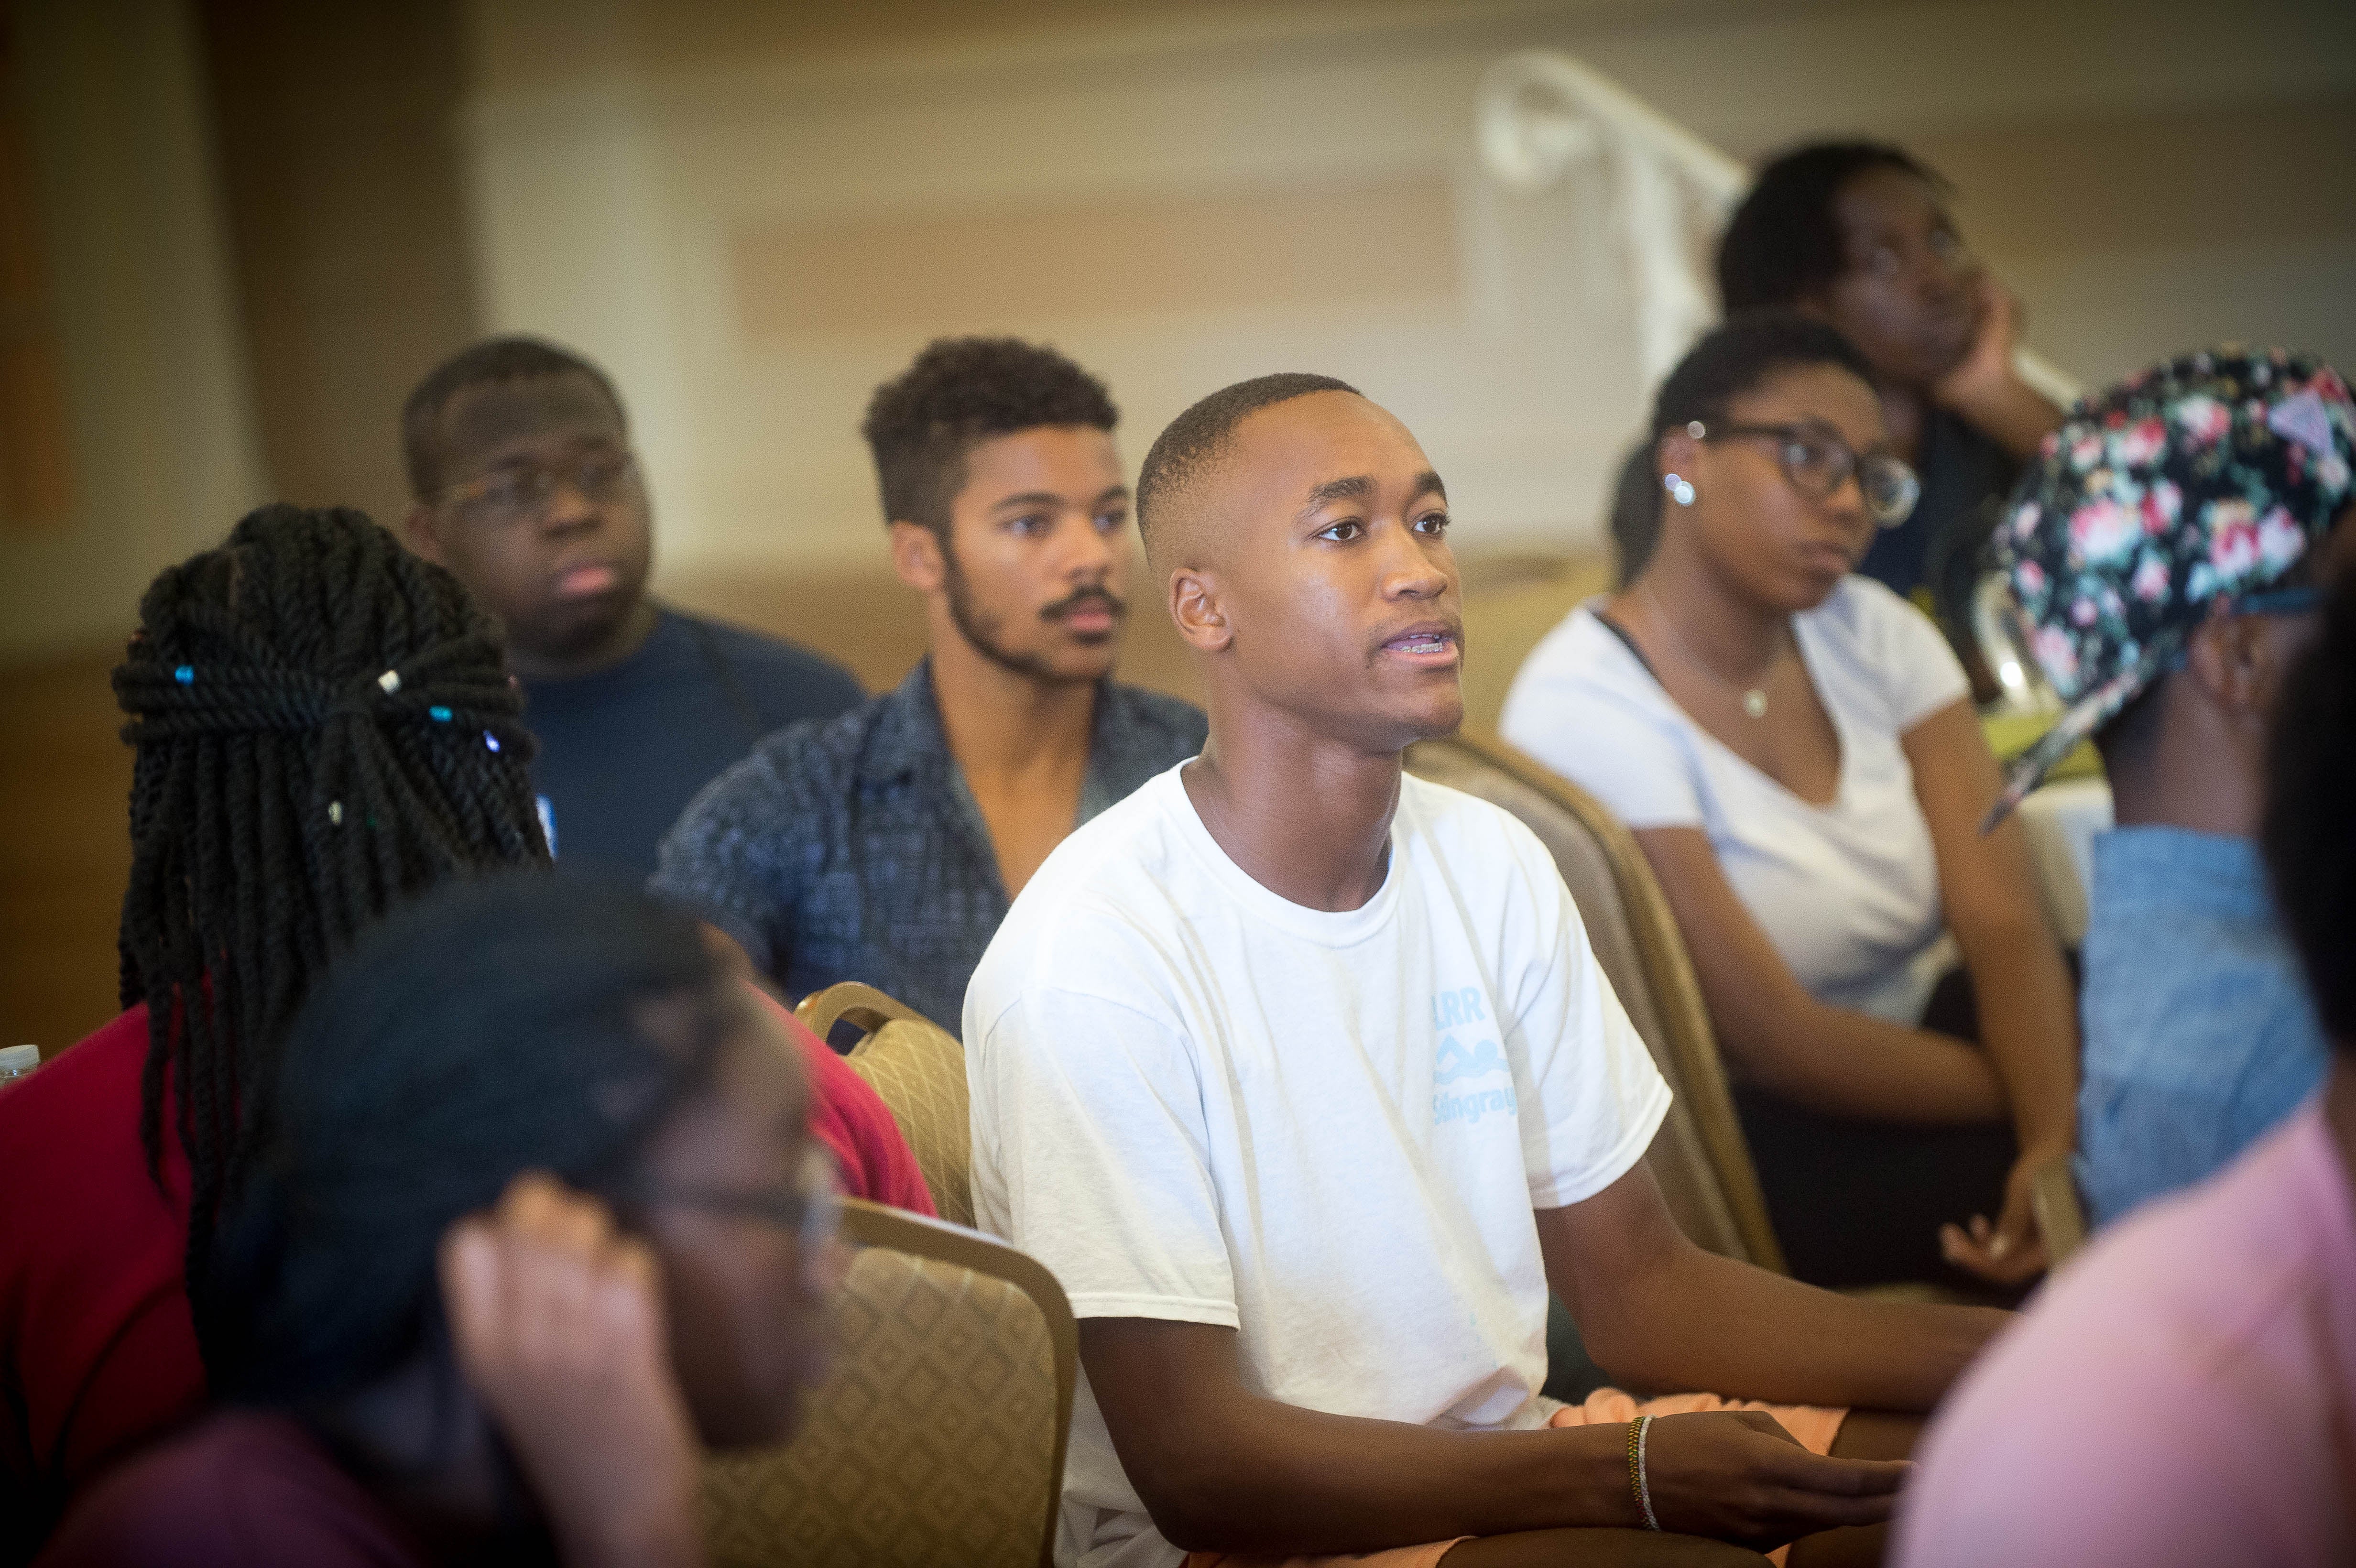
top-left (860, 337), bottom-right (1117, 535)
top-left (2262, 574), bottom-right (2356, 1044)
top-left (1135, 372), bottom-right (1360, 555)
top-left (1650, 311), bottom-right (1876, 440)
top-left (1717, 141), bottom-right (1946, 314)
top-left (401, 337), bottom-right (625, 498)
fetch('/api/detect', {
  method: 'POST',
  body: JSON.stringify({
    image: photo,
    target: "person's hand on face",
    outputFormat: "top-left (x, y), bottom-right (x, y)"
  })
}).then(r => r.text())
top-left (1638, 1409), bottom-right (1910, 1550)
top-left (439, 1173), bottom-right (706, 1568)
top-left (1930, 274), bottom-right (2029, 415)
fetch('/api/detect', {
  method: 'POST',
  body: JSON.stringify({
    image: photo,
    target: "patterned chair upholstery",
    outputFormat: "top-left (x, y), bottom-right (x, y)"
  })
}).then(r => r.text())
top-left (797, 983), bottom-right (976, 1228)
top-left (1406, 732), bottom-right (1787, 1271)
top-left (702, 1198), bottom-right (1077, 1568)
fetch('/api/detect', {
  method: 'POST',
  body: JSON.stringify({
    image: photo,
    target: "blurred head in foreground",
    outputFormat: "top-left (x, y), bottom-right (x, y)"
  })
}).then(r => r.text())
top-left (200, 871), bottom-right (839, 1554)
top-left (216, 871), bottom-right (833, 1472)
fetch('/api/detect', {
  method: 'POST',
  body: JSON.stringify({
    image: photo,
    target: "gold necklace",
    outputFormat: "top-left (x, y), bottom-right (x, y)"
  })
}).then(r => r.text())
top-left (1639, 582), bottom-right (1774, 719)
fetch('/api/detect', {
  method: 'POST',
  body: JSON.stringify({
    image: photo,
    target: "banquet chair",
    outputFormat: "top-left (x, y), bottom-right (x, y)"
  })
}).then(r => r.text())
top-left (1405, 732), bottom-right (1787, 1271)
top-left (798, 982), bottom-right (974, 1227)
top-left (701, 1198), bottom-right (1077, 1568)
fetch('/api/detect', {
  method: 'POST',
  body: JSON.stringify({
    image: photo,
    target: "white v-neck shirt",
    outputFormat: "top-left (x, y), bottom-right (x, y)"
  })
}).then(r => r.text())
top-left (1499, 576), bottom-right (1969, 1024)
top-left (966, 767), bottom-right (1671, 1568)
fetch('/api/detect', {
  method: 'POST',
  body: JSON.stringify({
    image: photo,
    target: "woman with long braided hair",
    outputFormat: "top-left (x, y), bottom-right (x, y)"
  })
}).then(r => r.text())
top-left (0, 506), bottom-right (545, 1560)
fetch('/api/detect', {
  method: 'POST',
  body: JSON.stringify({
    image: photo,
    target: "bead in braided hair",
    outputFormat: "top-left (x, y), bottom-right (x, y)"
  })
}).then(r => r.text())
top-left (112, 503), bottom-right (547, 1364)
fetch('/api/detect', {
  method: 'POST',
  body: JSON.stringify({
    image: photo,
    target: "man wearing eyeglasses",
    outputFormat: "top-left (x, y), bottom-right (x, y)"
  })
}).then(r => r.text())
top-left (400, 337), bottom-right (864, 880)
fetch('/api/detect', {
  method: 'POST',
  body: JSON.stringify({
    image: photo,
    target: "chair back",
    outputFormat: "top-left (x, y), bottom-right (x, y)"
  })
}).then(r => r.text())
top-left (1405, 732), bottom-right (1786, 1271)
top-left (702, 1198), bottom-right (1078, 1568)
top-left (798, 982), bottom-right (975, 1227)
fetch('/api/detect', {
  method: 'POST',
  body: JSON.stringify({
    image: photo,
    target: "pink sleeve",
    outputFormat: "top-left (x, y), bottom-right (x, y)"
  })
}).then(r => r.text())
top-left (742, 984), bottom-right (938, 1218)
top-left (1895, 1249), bottom-right (2292, 1566)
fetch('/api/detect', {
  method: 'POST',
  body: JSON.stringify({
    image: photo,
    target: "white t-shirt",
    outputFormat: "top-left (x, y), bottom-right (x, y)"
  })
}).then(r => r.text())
top-left (965, 767), bottom-right (1672, 1568)
top-left (1498, 576), bottom-right (1970, 1024)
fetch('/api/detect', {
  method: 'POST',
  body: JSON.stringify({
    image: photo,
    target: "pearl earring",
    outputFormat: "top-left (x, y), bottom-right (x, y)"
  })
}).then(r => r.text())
top-left (1663, 473), bottom-right (1696, 507)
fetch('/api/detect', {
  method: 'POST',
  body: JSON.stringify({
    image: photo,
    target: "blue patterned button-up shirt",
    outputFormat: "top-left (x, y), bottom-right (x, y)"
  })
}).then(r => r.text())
top-left (652, 660), bottom-right (1206, 1032)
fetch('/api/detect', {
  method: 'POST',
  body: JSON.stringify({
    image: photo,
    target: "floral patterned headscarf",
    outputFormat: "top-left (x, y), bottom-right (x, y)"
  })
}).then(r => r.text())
top-left (1986, 346), bottom-right (2354, 824)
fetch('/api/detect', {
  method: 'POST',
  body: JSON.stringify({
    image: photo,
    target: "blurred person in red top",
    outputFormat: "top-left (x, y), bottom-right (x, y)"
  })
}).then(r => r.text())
top-left (38, 872), bottom-right (845, 1568)
top-left (0, 506), bottom-right (926, 1565)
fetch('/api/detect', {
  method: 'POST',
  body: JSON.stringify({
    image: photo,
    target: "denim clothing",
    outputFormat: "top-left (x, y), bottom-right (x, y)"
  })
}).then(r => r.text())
top-left (651, 661), bottom-right (1206, 1033)
top-left (2078, 826), bottom-right (2328, 1227)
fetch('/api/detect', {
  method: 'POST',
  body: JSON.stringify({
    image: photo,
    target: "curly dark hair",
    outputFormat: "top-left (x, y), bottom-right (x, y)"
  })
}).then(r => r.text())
top-left (1134, 372), bottom-right (1360, 554)
top-left (113, 503), bottom-right (548, 1359)
top-left (860, 337), bottom-right (1118, 536)
top-left (2262, 572), bottom-right (2356, 1044)
top-left (401, 336), bottom-right (625, 498)
top-left (1717, 141), bottom-right (1946, 314)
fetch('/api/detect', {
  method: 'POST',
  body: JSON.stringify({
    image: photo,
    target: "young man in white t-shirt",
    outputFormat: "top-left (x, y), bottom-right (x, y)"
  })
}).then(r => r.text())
top-left (965, 375), bottom-right (2007, 1568)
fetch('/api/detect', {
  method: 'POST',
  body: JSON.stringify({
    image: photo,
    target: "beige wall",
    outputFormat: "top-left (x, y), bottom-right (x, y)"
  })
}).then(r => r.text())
top-left (1, 0), bottom-right (2350, 665)
top-left (455, 0), bottom-right (2356, 610)
top-left (0, 0), bottom-right (267, 662)
top-left (197, 0), bottom-right (479, 529)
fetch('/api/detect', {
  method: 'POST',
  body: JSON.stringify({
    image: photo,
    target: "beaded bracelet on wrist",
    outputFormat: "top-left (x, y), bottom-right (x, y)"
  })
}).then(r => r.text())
top-left (1626, 1414), bottom-right (1661, 1531)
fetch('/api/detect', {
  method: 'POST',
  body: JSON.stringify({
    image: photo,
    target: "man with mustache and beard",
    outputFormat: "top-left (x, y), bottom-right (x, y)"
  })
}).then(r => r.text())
top-left (654, 338), bottom-right (1206, 1031)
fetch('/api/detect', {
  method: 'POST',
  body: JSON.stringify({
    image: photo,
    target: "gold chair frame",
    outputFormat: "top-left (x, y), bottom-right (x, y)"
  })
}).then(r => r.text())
top-left (1407, 730), bottom-right (1788, 1273)
top-left (798, 981), bottom-right (975, 1227)
top-left (839, 1196), bottom-right (1080, 1568)
top-left (1418, 731), bottom-right (2092, 1277)
top-left (799, 980), bottom-right (930, 1042)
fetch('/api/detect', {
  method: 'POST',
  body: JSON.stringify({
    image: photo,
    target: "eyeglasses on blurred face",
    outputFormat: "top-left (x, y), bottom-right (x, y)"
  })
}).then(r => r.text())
top-left (434, 446), bottom-right (641, 528)
top-left (620, 1143), bottom-right (843, 1288)
top-left (1689, 419), bottom-right (1920, 528)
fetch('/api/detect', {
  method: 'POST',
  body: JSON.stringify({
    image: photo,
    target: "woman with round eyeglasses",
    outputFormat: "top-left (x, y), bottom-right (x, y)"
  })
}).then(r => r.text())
top-left (1503, 312), bottom-right (2078, 1295)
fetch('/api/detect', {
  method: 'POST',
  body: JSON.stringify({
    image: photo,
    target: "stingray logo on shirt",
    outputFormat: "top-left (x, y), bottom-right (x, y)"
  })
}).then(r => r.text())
top-left (1434, 1036), bottom-right (1507, 1085)
top-left (1431, 986), bottom-right (1516, 1125)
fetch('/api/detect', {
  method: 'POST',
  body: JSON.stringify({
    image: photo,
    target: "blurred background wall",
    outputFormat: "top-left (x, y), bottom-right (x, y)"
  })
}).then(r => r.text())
top-left (458, 0), bottom-right (2356, 606)
top-left (5, 0), bottom-right (2353, 662)
top-left (3, 0), bottom-right (2354, 1049)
